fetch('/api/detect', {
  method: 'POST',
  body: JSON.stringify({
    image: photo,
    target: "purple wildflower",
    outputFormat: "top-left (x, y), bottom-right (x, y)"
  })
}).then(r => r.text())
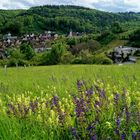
top-left (94, 101), bottom-right (101, 122)
top-left (23, 105), bottom-right (29, 116)
top-left (132, 130), bottom-right (140, 140)
top-left (53, 96), bottom-right (59, 106)
top-left (116, 118), bottom-right (121, 127)
top-left (75, 97), bottom-right (87, 118)
top-left (114, 93), bottom-right (120, 104)
top-left (30, 100), bottom-right (38, 113)
top-left (7, 103), bottom-right (17, 115)
top-left (87, 122), bottom-right (96, 132)
top-left (73, 95), bottom-right (77, 103)
top-left (100, 90), bottom-right (106, 99)
top-left (77, 80), bottom-right (83, 92)
top-left (90, 134), bottom-right (97, 140)
top-left (72, 127), bottom-right (77, 136)
top-left (121, 133), bottom-right (126, 140)
top-left (86, 86), bottom-right (94, 95)
top-left (114, 93), bottom-right (121, 138)
top-left (18, 103), bottom-right (23, 114)
top-left (95, 85), bottom-right (101, 93)
top-left (115, 129), bottom-right (120, 136)
top-left (95, 101), bottom-right (100, 107)
top-left (72, 127), bottom-right (79, 140)
top-left (51, 96), bottom-right (65, 125)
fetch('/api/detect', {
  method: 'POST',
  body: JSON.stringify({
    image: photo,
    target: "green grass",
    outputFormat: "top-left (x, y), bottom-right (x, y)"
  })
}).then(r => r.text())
top-left (0, 65), bottom-right (140, 96)
top-left (0, 65), bottom-right (140, 140)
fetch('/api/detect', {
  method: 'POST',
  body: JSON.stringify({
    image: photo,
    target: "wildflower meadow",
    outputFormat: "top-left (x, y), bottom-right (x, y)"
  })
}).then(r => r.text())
top-left (0, 65), bottom-right (140, 140)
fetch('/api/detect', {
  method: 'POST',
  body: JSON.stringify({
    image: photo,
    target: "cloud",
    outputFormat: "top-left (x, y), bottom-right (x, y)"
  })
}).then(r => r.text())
top-left (0, 0), bottom-right (139, 12)
top-left (92, 0), bottom-right (140, 12)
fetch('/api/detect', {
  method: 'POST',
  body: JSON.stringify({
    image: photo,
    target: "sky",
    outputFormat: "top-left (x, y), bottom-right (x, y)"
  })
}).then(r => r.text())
top-left (0, 0), bottom-right (140, 12)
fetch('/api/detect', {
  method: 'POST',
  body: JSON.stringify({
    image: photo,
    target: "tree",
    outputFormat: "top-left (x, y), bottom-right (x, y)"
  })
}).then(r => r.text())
top-left (50, 42), bottom-right (67, 64)
top-left (111, 22), bottom-right (123, 33)
top-left (87, 40), bottom-right (101, 52)
top-left (67, 37), bottom-right (78, 46)
top-left (2, 21), bottom-right (23, 35)
top-left (129, 29), bottom-right (140, 47)
top-left (20, 43), bottom-right (35, 60)
top-left (10, 48), bottom-right (24, 59)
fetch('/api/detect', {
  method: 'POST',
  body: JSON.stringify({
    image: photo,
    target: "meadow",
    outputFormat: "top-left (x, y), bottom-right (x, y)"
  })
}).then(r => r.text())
top-left (0, 65), bottom-right (140, 140)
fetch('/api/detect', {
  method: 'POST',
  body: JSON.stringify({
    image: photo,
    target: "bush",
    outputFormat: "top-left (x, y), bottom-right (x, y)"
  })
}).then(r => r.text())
top-left (61, 52), bottom-right (75, 64)
top-left (18, 59), bottom-right (29, 66)
top-left (49, 42), bottom-right (67, 65)
top-left (20, 43), bottom-right (35, 60)
top-left (71, 52), bottom-right (113, 65)
top-left (93, 55), bottom-right (113, 64)
top-left (71, 57), bottom-right (83, 64)
top-left (87, 39), bottom-right (101, 52)
top-left (39, 51), bottom-right (52, 65)
top-left (67, 37), bottom-right (79, 45)
top-left (79, 50), bottom-right (93, 64)
top-left (7, 59), bottom-right (28, 67)
top-left (30, 54), bottom-right (43, 66)
top-left (72, 49), bottom-right (94, 64)
top-left (7, 58), bottom-right (17, 67)
top-left (0, 60), bottom-right (8, 67)
top-left (9, 48), bottom-right (24, 60)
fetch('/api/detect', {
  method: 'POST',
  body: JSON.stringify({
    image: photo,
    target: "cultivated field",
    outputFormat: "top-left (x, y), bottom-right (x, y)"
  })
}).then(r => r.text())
top-left (0, 65), bottom-right (140, 139)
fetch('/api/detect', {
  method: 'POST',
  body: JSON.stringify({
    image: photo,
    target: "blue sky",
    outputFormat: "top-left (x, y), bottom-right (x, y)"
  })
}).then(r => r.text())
top-left (0, 0), bottom-right (140, 12)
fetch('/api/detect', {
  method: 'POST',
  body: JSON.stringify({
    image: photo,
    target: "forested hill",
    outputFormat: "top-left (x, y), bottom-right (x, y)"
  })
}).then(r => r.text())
top-left (0, 5), bottom-right (140, 35)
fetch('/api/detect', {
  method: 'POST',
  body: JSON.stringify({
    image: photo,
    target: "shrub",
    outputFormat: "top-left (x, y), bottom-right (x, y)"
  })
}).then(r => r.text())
top-left (93, 55), bottom-right (113, 64)
top-left (49, 42), bottom-right (67, 64)
top-left (30, 54), bottom-right (43, 66)
top-left (79, 50), bottom-right (93, 64)
top-left (0, 59), bottom-right (8, 67)
top-left (71, 57), bottom-right (83, 64)
top-left (7, 59), bottom-right (29, 67)
top-left (7, 58), bottom-right (17, 67)
top-left (61, 52), bottom-right (75, 64)
top-left (87, 39), bottom-right (101, 52)
top-left (20, 43), bottom-right (35, 60)
top-left (67, 37), bottom-right (79, 45)
top-left (18, 59), bottom-right (29, 66)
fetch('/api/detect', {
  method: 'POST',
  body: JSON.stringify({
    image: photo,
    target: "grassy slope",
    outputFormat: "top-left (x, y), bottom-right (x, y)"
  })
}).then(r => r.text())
top-left (106, 40), bottom-right (128, 50)
top-left (94, 39), bottom-right (128, 55)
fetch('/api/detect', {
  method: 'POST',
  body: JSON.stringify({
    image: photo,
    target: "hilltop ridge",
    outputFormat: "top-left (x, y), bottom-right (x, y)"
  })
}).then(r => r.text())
top-left (0, 5), bottom-right (139, 35)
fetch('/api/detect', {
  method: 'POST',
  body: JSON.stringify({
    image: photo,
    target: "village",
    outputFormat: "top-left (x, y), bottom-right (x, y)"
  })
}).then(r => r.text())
top-left (0, 30), bottom-right (85, 59)
top-left (0, 31), bottom-right (140, 64)
top-left (0, 31), bottom-right (58, 57)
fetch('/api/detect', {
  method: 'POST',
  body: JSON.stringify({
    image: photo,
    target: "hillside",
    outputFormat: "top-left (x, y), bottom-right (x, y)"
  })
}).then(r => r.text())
top-left (0, 5), bottom-right (140, 66)
top-left (0, 5), bottom-right (140, 35)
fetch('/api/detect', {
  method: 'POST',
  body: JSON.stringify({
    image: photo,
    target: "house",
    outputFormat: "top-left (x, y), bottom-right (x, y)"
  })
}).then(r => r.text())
top-left (3, 33), bottom-right (17, 41)
top-left (68, 30), bottom-right (85, 37)
top-left (107, 46), bottom-right (140, 64)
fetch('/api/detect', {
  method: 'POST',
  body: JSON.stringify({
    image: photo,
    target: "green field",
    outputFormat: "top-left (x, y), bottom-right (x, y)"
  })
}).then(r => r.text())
top-left (0, 65), bottom-right (140, 139)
